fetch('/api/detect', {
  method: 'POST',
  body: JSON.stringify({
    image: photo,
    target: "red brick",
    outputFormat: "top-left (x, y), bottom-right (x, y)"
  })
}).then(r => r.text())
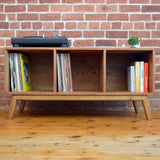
top-left (21, 22), bottom-right (31, 29)
top-left (155, 48), bottom-right (160, 55)
top-left (51, 5), bottom-right (72, 12)
top-left (0, 56), bottom-right (4, 63)
top-left (73, 40), bottom-right (94, 47)
top-left (85, 0), bottom-right (105, 2)
top-left (146, 23), bottom-right (156, 29)
top-left (40, 14), bottom-right (60, 21)
top-left (107, 0), bottom-right (127, 3)
top-left (106, 31), bottom-right (128, 38)
top-left (62, 0), bottom-right (82, 3)
top-left (0, 14), bottom-right (5, 21)
top-left (5, 5), bottom-right (26, 12)
top-left (7, 14), bottom-right (16, 21)
top-left (10, 22), bottom-right (20, 29)
top-left (85, 14), bottom-right (106, 21)
top-left (153, 14), bottom-right (160, 21)
top-left (28, 5), bottom-right (49, 12)
top-left (89, 22), bottom-right (99, 29)
top-left (0, 91), bottom-right (11, 98)
top-left (0, 49), bottom-right (5, 55)
top-left (155, 57), bottom-right (160, 64)
top-left (120, 5), bottom-right (140, 12)
top-left (134, 22), bottom-right (144, 30)
top-left (0, 73), bottom-right (4, 81)
top-left (129, 31), bottom-right (150, 38)
top-left (66, 22), bottom-right (76, 29)
top-left (152, 0), bottom-right (160, 3)
top-left (17, 14), bottom-right (38, 21)
top-left (118, 40), bottom-right (130, 47)
top-left (62, 14), bottom-right (83, 21)
top-left (156, 83), bottom-right (160, 90)
top-left (142, 6), bottom-right (160, 12)
top-left (0, 5), bottom-right (3, 12)
top-left (96, 5), bottom-right (117, 12)
top-left (112, 22), bottom-right (121, 29)
top-left (148, 91), bottom-right (160, 99)
top-left (122, 22), bottom-right (133, 29)
top-left (156, 66), bottom-right (160, 72)
top-left (18, 0), bottom-right (38, 2)
top-left (96, 40), bottom-right (116, 46)
top-left (40, 0), bottom-right (59, 2)
top-left (150, 100), bottom-right (160, 109)
top-left (43, 22), bottom-right (54, 29)
top-left (155, 74), bottom-right (160, 81)
top-left (129, 0), bottom-right (149, 3)
top-left (6, 39), bottom-right (12, 47)
top-left (157, 23), bottom-right (160, 29)
top-left (130, 14), bottom-right (151, 21)
top-left (16, 31), bottom-right (38, 37)
top-left (0, 65), bottom-right (4, 72)
top-left (84, 31), bottom-right (104, 38)
top-left (141, 40), bottom-right (160, 47)
top-left (0, 0), bottom-right (15, 2)
top-left (152, 31), bottom-right (160, 38)
top-left (32, 22), bottom-right (42, 29)
top-left (55, 22), bottom-right (64, 29)
top-left (77, 22), bottom-right (87, 29)
top-left (0, 22), bottom-right (9, 29)
top-left (0, 31), bottom-right (14, 37)
top-left (0, 39), bottom-right (5, 47)
top-left (61, 31), bottom-right (82, 38)
top-left (0, 82), bottom-right (5, 90)
top-left (101, 22), bottom-right (111, 30)
top-left (108, 14), bottom-right (128, 21)
top-left (74, 5), bottom-right (94, 12)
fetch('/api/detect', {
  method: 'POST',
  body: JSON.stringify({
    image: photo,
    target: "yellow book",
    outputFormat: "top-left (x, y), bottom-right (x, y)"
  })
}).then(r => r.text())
top-left (132, 62), bottom-right (140, 92)
top-left (20, 53), bottom-right (32, 91)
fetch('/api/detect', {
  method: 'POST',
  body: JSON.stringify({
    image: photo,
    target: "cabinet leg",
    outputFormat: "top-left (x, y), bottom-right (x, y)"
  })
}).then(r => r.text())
top-left (133, 101), bottom-right (139, 114)
top-left (19, 101), bottom-right (25, 113)
top-left (142, 97), bottom-right (152, 120)
top-left (8, 96), bottom-right (17, 119)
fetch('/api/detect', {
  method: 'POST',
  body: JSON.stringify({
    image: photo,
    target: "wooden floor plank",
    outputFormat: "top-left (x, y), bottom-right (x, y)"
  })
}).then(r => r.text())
top-left (0, 110), bottom-right (160, 159)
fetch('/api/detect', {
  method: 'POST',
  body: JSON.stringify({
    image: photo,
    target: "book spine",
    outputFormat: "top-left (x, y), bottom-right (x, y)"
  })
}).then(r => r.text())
top-left (68, 53), bottom-right (73, 92)
top-left (131, 66), bottom-right (135, 92)
top-left (140, 61), bottom-right (144, 92)
top-left (144, 62), bottom-right (148, 92)
top-left (135, 62), bottom-right (140, 92)
top-left (9, 53), bottom-right (14, 91)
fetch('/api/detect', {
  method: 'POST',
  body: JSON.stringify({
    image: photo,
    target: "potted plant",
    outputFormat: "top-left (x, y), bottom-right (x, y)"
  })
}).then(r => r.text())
top-left (128, 37), bottom-right (141, 48)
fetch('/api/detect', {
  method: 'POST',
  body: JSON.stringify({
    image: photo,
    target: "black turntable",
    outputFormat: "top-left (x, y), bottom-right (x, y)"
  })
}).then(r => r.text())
top-left (11, 36), bottom-right (69, 47)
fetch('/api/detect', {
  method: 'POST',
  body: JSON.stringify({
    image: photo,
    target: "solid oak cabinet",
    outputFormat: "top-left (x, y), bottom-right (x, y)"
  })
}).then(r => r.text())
top-left (5, 47), bottom-right (155, 120)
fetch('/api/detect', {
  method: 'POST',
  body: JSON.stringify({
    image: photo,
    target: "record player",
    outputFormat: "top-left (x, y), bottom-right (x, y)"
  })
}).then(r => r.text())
top-left (11, 36), bottom-right (69, 47)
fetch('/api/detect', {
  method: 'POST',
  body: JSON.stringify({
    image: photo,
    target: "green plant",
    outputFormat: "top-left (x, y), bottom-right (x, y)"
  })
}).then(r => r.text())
top-left (128, 37), bottom-right (141, 45)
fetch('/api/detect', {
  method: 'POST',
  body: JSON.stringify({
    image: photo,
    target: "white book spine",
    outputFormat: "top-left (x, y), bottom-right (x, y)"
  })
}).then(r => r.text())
top-left (130, 66), bottom-right (135, 92)
top-left (140, 61), bottom-right (144, 92)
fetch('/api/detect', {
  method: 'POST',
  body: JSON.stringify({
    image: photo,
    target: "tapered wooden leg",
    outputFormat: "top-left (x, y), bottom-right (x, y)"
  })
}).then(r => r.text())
top-left (8, 96), bottom-right (17, 119)
top-left (142, 97), bottom-right (152, 120)
top-left (133, 101), bottom-right (139, 114)
top-left (19, 100), bottom-right (25, 113)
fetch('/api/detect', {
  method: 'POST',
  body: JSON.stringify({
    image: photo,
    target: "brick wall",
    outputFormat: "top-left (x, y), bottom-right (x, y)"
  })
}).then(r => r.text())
top-left (0, 0), bottom-right (160, 110)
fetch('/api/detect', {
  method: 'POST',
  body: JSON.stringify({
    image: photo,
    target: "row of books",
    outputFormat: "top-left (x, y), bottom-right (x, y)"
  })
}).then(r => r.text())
top-left (9, 53), bottom-right (32, 92)
top-left (56, 52), bottom-right (73, 92)
top-left (127, 61), bottom-right (148, 92)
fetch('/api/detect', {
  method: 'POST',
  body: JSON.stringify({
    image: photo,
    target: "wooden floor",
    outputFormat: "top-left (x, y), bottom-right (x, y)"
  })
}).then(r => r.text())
top-left (0, 109), bottom-right (160, 160)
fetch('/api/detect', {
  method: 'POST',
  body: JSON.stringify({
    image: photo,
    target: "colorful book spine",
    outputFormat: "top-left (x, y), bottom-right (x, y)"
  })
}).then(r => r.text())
top-left (144, 62), bottom-right (148, 92)
top-left (127, 66), bottom-right (135, 92)
top-left (133, 62), bottom-right (140, 92)
top-left (140, 61), bottom-right (144, 92)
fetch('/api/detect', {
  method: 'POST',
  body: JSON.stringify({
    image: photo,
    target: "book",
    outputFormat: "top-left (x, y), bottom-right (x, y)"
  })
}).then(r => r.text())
top-left (19, 53), bottom-right (32, 91)
top-left (140, 61), bottom-right (144, 92)
top-left (127, 65), bottom-right (135, 92)
top-left (144, 62), bottom-right (148, 92)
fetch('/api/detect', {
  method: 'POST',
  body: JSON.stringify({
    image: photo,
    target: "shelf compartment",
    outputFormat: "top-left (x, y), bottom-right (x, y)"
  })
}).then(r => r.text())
top-left (57, 49), bottom-right (104, 92)
top-left (106, 49), bottom-right (154, 93)
top-left (7, 48), bottom-right (54, 92)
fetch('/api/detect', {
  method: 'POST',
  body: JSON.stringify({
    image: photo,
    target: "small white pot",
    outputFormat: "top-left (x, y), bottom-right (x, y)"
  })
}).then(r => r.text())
top-left (131, 44), bottom-right (140, 48)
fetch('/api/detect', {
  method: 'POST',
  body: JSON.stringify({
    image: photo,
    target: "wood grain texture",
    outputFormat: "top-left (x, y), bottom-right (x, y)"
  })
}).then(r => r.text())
top-left (1, 110), bottom-right (160, 159)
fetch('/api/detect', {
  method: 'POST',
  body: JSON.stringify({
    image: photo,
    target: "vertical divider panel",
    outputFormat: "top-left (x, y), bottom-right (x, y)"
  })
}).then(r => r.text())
top-left (5, 49), bottom-right (10, 92)
top-left (53, 49), bottom-right (57, 92)
top-left (100, 50), bottom-right (106, 92)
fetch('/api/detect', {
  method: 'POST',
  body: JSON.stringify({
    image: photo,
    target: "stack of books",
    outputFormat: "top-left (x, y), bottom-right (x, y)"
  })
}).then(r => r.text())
top-left (56, 52), bottom-right (73, 92)
top-left (127, 61), bottom-right (148, 92)
top-left (9, 53), bottom-right (32, 92)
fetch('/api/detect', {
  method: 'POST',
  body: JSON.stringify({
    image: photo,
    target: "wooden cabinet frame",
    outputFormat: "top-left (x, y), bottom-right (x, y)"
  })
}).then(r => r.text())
top-left (5, 47), bottom-right (155, 120)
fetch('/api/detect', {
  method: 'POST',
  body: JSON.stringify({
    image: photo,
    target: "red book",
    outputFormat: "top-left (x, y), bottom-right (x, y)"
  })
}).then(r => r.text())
top-left (144, 62), bottom-right (148, 92)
